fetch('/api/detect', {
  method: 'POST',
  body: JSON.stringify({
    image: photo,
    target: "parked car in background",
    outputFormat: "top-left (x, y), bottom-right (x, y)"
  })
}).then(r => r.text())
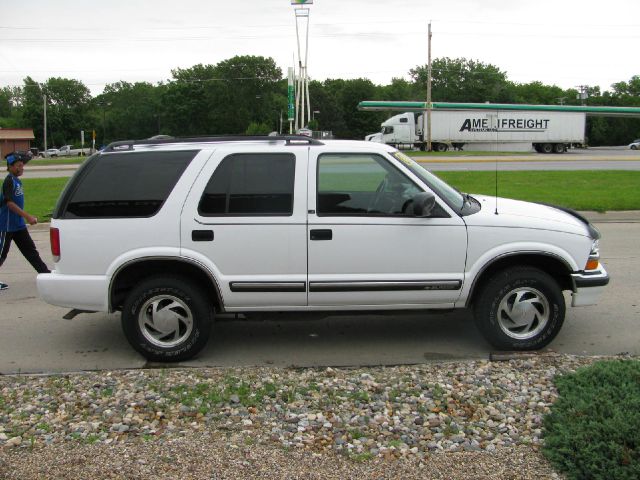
top-left (629, 139), bottom-right (640, 150)
top-left (59, 145), bottom-right (92, 156)
top-left (39, 148), bottom-right (60, 158)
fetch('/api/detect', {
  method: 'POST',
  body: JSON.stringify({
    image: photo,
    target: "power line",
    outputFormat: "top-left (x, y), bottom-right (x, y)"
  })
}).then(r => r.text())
top-left (1, 19), bottom-right (638, 30)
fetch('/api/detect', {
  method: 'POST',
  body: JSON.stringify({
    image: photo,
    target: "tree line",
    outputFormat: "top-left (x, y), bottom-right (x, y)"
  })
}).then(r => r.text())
top-left (1, 55), bottom-right (639, 149)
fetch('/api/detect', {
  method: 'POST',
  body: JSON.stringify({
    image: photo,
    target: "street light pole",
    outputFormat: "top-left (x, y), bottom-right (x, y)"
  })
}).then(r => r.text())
top-left (426, 21), bottom-right (432, 152)
top-left (43, 94), bottom-right (47, 151)
top-left (102, 107), bottom-right (106, 147)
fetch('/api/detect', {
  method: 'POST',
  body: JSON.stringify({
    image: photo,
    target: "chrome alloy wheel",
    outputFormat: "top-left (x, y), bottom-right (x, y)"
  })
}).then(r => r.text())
top-left (497, 287), bottom-right (550, 340)
top-left (138, 295), bottom-right (194, 348)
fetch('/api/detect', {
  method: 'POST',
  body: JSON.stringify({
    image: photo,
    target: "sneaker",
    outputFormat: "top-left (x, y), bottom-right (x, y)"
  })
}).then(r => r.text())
top-left (0, 282), bottom-right (7, 291)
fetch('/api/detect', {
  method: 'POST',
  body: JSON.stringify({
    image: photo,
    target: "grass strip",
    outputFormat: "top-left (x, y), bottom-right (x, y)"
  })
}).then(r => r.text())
top-left (28, 158), bottom-right (86, 167)
top-left (404, 150), bottom-right (534, 157)
top-left (21, 178), bottom-right (70, 221)
top-left (435, 170), bottom-right (640, 212)
top-left (17, 171), bottom-right (640, 221)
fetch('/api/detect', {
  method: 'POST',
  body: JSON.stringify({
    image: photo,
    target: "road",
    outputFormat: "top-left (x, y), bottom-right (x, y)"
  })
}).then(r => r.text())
top-left (417, 146), bottom-right (640, 171)
top-left (0, 215), bottom-right (638, 374)
top-left (22, 147), bottom-right (640, 178)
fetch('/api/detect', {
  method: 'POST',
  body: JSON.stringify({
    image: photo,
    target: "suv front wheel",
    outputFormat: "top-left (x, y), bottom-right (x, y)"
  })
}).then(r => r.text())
top-left (473, 267), bottom-right (565, 350)
top-left (121, 276), bottom-right (213, 362)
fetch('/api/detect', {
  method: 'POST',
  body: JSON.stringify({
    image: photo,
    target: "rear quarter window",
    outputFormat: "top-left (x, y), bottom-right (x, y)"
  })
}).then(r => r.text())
top-left (55, 150), bottom-right (197, 219)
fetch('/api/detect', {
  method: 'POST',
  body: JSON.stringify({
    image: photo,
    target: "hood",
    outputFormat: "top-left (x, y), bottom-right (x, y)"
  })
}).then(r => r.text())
top-left (465, 195), bottom-right (596, 238)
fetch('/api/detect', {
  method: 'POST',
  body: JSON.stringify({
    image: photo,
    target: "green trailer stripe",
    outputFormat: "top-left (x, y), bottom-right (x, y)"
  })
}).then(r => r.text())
top-left (357, 101), bottom-right (640, 117)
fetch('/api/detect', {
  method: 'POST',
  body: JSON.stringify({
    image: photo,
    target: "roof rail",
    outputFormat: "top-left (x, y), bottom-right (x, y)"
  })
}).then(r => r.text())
top-left (103, 135), bottom-right (324, 152)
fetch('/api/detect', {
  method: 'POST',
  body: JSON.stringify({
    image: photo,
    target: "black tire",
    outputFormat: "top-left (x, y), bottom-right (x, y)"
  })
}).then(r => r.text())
top-left (631, 145), bottom-right (638, 150)
top-left (553, 143), bottom-right (565, 154)
top-left (434, 143), bottom-right (448, 152)
top-left (541, 143), bottom-right (553, 154)
top-left (473, 267), bottom-right (565, 350)
top-left (121, 276), bottom-right (213, 362)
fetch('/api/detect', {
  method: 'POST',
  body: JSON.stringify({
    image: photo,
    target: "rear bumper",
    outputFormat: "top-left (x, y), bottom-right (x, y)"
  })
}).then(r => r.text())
top-left (37, 272), bottom-right (109, 312)
top-left (570, 264), bottom-right (609, 307)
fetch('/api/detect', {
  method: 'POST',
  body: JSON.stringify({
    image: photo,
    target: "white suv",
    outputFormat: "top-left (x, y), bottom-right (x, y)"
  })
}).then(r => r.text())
top-left (37, 136), bottom-right (608, 361)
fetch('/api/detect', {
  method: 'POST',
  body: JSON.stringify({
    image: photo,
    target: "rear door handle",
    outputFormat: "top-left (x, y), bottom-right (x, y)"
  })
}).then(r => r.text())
top-left (192, 230), bottom-right (214, 242)
top-left (310, 229), bottom-right (332, 241)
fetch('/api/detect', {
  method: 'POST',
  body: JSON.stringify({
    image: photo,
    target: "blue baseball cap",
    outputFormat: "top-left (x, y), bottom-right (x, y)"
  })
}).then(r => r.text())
top-left (5, 152), bottom-right (30, 165)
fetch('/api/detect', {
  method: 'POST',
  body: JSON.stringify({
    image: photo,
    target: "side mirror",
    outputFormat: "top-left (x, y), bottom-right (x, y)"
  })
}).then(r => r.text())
top-left (412, 192), bottom-right (436, 217)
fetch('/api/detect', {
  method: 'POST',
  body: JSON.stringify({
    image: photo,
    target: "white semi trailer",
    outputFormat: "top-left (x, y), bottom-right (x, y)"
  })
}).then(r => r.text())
top-left (366, 110), bottom-right (586, 153)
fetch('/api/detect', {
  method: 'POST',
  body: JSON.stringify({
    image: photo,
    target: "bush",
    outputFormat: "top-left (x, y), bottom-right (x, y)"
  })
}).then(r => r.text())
top-left (543, 360), bottom-right (640, 479)
top-left (245, 122), bottom-right (272, 135)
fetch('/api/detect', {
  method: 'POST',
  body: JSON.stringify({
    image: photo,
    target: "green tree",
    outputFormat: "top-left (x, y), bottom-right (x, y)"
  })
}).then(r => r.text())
top-left (323, 78), bottom-right (384, 139)
top-left (94, 81), bottom-right (164, 144)
top-left (508, 81), bottom-right (568, 105)
top-left (307, 79), bottom-right (345, 135)
top-left (208, 55), bottom-right (283, 134)
top-left (43, 77), bottom-right (92, 147)
top-left (381, 77), bottom-right (420, 101)
top-left (161, 63), bottom-right (220, 136)
top-left (161, 56), bottom-right (283, 136)
top-left (20, 77), bottom-right (92, 148)
top-left (20, 78), bottom-right (45, 147)
top-left (0, 86), bottom-right (24, 128)
top-left (410, 57), bottom-right (512, 103)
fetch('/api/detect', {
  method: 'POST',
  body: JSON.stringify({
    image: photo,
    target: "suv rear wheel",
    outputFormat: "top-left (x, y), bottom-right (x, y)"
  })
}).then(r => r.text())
top-left (121, 276), bottom-right (213, 362)
top-left (473, 267), bottom-right (565, 350)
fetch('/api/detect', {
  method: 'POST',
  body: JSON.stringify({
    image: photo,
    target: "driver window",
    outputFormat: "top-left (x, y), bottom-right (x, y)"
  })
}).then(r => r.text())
top-left (317, 153), bottom-right (420, 216)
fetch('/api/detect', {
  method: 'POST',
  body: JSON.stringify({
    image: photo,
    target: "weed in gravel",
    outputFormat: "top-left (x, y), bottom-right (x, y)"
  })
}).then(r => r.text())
top-left (349, 452), bottom-right (374, 462)
top-left (349, 391), bottom-right (370, 403)
top-left (35, 422), bottom-right (52, 433)
top-left (387, 439), bottom-right (403, 449)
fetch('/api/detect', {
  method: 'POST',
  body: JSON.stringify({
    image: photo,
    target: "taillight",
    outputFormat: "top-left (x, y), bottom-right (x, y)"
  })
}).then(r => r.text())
top-left (50, 227), bottom-right (60, 262)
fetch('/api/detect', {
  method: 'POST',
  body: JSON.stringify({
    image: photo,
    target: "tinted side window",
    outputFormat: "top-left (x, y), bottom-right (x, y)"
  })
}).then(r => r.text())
top-left (317, 153), bottom-right (420, 216)
top-left (62, 150), bottom-right (197, 218)
top-left (198, 153), bottom-right (295, 216)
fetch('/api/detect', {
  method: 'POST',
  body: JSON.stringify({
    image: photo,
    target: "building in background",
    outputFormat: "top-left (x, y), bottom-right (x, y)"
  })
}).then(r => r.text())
top-left (0, 128), bottom-right (35, 158)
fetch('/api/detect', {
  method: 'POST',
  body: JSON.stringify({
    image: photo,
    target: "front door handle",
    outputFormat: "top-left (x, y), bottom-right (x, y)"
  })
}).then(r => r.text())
top-left (310, 229), bottom-right (332, 241)
top-left (192, 230), bottom-right (214, 242)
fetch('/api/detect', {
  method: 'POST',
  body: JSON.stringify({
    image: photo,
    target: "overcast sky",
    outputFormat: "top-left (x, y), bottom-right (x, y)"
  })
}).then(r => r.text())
top-left (1, 0), bottom-right (638, 98)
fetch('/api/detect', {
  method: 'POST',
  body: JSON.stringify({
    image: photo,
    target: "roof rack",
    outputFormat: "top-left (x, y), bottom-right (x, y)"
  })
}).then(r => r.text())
top-left (103, 135), bottom-right (324, 152)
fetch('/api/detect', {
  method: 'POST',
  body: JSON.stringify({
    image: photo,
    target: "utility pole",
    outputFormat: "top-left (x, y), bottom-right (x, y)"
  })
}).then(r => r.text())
top-left (426, 21), bottom-right (432, 152)
top-left (43, 94), bottom-right (47, 151)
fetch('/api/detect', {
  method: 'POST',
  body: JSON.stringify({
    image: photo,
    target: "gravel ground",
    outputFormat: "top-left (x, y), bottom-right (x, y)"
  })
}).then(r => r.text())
top-left (0, 353), bottom-right (619, 479)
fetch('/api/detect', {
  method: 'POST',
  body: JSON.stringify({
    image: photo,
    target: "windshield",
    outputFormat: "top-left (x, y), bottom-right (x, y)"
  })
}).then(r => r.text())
top-left (391, 151), bottom-right (465, 211)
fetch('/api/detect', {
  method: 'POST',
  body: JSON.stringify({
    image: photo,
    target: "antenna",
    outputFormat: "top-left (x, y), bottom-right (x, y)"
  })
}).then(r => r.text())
top-left (494, 154), bottom-right (499, 215)
top-left (488, 112), bottom-right (499, 215)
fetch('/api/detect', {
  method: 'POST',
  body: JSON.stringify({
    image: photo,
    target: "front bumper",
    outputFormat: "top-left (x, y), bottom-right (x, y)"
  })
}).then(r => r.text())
top-left (570, 263), bottom-right (609, 307)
